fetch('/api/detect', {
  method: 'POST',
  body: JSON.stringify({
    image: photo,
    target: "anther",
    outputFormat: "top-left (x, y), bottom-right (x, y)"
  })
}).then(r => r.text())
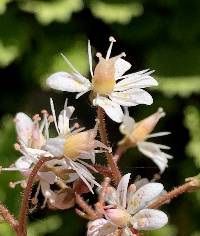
top-left (96, 52), bottom-right (102, 58)
top-left (109, 36), bottom-right (116, 42)
top-left (158, 107), bottom-right (166, 118)
top-left (14, 143), bottom-right (21, 151)
top-left (31, 197), bottom-right (38, 205)
top-left (121, 52), bottom-right (126, 57)
top-left (33, 114), bottom-right (41, 121)
top-left (74, 122), bottom-right (80, 129)
top-left (9, 182), bottom-right (16, 188)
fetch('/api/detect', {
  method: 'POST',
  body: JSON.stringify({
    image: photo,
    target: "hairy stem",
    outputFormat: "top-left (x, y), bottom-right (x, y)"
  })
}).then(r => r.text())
top-left (149, 180), bottom-right (197, 209)
top-left (18, 156), bottom-right (52, 236)
top-left (97, 106), bottom-right (121, 185)
top-left (75, 193), bottom-right (100, 220)
top-left (0, 203), bottom-right (20, 235)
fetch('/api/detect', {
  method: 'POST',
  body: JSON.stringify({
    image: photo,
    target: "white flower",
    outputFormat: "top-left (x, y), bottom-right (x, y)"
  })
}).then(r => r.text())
top-left (10, 111), bottom-right (53, 174)
top-left (87, 174), bottom-right (168, 236)
top-left (46, 37), bottom-right (158, 123)
top-left (119, 108), bottom-right (173, 173)
top-left (42, 99), bottom-right (111, 193)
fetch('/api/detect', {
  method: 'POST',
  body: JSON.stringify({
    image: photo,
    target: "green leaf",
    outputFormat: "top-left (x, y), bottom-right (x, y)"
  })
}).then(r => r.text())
top-left (90, 1), bottom-right (143, 24)
top-left (184, 106), bottom-right (200, 167)
top-left (20, 0), bottom-right (83, 25)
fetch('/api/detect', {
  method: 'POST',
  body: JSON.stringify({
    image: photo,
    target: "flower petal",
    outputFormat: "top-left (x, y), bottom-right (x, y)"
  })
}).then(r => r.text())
top-left (105, 186), bottom-right (119, 206)
top-left (119, 108), bottom-right (135, 136)
top-left (137, 141), bottom-right (172, 173)
top-left (43, 137), bottom-right (65, 157)
top-left (117, 173), bottom-right (131, 208)
top-left (87, 219), bottom-right (117, 236)
top-left (58, 100), bottom-right (75, 135)
top-left (15, 112), bottom-right (33, 146)
top-left (110, 88), bottom-right (153, 107)
top-left (130, 209), bottom-right (168, 230)
top-left (127, 183), bottom-right (163, 214)
top-left (46, 72), bottom-right (91, 92)
top-left (15, 156), bottom-right (32, 170)
top-left (114, 70), bottom-right (157, 91)
top-left (93, 96), bottom-right (124, 123)
top-left (115, 58), bottom-right (131, 78)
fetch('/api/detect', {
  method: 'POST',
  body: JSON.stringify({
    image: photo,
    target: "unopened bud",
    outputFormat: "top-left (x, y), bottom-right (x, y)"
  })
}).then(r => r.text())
top-left (105, 208), bottom-right (131, 227)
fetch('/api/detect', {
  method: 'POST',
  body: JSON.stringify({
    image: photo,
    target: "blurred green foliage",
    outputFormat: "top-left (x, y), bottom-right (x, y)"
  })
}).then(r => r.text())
top-left (0, 0), bottom-right (200, 235)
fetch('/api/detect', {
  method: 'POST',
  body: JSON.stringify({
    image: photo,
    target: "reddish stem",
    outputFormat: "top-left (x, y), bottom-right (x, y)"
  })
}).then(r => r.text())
top-left (149, 181), bottom-right (196, 209)
top-left (97, 107), bottom-right (121, 185)
top-left (18, 156), bottom-right (52, 236)
top-left (0, 203), bottom-right (20, 235)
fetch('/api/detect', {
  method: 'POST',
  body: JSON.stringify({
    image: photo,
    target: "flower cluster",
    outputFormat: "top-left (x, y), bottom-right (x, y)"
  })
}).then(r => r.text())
top-left (0, 37), bottom-right (176, 236)
top-left (88, 174), bottom-right (168, 236)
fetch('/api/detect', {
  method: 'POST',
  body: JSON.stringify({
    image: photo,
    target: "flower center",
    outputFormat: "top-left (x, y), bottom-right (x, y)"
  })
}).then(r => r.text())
top-left (64, 131), bottom-right (95, 160)
top-left (106, 208), bottom-right (131, 227)
top-left (91, 37), bottom-right (125, 95)
top-left (92, 53), bottom-right (116, 95)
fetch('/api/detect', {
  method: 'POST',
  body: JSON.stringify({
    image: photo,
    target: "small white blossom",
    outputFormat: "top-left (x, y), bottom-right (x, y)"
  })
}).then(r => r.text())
top-left (119, 108), bottom-right (172, 173)
top-left (87, 174), bottom-right (168, 236)
top-left (43, 98), bottom-right (111, 193)
top-left (46, 37), bottom-right (158, 123)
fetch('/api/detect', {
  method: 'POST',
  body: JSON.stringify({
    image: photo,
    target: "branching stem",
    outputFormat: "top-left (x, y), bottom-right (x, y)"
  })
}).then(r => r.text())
top-left (0, 203), bottom-right (20, 235)
top-left (97, 107), bottom-right (121, 185)
top-left (18, 156), bottom-right (53, 236)
top-left (149, 180), bottom-right (197, 209)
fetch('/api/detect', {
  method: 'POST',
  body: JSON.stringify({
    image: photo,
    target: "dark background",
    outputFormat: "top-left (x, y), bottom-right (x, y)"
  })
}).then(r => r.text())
top-left (0, 0), bottom-right (200, 235)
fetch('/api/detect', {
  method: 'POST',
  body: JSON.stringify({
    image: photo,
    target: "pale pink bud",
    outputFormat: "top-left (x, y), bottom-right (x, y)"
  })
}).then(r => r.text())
top-left (106, 208), bottom-right (131, 227)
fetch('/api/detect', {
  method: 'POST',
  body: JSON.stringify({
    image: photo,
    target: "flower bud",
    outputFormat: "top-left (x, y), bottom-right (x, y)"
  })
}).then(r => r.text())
top-left (106, 208), bottom-right (131, 227)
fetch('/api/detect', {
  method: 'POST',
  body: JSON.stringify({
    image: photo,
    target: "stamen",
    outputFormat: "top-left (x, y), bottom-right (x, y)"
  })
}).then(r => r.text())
top-left (158, 107), bottom-right (166, 118)
top-left (14, 143), bottom-right (21, 151)
top-left (41, 111), bottom-right (50, 139)
top-left (106, 36), bottom-right (116, 60)
top-left (9, 180), bottom-right (26, 188)
top-left (33, 114), bottom-right (41, 122)
top-left (61, 53), bottom-right (82, 76)
top-left (50, 98), bottom-right (60, 135)
top-left (88, 40), bottom-right (94, 77)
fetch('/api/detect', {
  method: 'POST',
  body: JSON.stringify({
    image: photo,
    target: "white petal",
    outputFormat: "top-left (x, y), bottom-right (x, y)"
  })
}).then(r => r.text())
top-left (15, 112), bottom-right (33, 146)
top-left (119, 108), bottom-right (135, 136)
top-left (117, 173), bottom-right (131, 208)
top-left (110, 88), bottom-right (153, 106)
top-left (105, 186), bottom-right (119, 206)
top-left (43, 137), bottom-right (65, 157)
top-left (58, 104), bottom-right (74, 135)
top-left (137, 142), bottom-right (172, 173)
top-left (87, 219), bottom-right (117, 236)
top-left (131, 209), bottom-right (168, 230)
top-left (93, 96), bottom-right (124, 123)
top-left (115, 58), bottom-right (131, 78)
top-left (46, 72), bottom-right (91, 92)
top-left (15, 156), bottom-right (32, 170)
top-left (147, 131), bottom-right (171, 139)
top-left (25, 147), bottom-right (53, 158)
top-left (115, 70), bottom-right (157, 91)
top-left (127, 183), bottom-right (163, 214)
